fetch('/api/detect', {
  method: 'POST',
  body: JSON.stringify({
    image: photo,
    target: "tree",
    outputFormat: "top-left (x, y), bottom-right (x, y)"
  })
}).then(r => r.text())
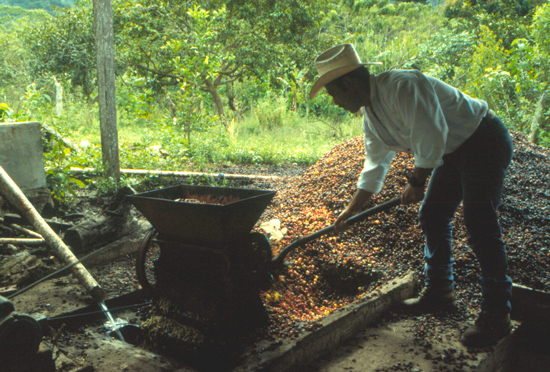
top-left (118, 0), bottom-right (327, 121)
top-left (444, 0), bottom-right (533, 48)
top-left (0, 6), bottom-right (52, 106)
top-left (94, 0), bottom-right (120, 181)
top-left (26, 4), bottom-right (98, 100)
top-left (24, 0), bottom-right (328, 120)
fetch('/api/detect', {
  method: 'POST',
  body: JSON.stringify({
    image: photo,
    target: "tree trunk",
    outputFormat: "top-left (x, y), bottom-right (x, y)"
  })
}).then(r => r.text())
top-left (93, 0), bottom-right (120, 181)
top-left (204, 78), bottom-right (225, 120)
top-left (227, 82), bottom-right (239, 116)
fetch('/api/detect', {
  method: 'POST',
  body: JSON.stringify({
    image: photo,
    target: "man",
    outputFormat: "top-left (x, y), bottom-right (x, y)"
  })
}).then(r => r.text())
top-left (310, 44), bottom-right (513, 348)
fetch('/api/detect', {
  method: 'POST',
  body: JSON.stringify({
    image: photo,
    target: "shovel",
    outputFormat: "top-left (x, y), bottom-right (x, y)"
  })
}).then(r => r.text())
top-left (268, 197), bottom-right (402, 272)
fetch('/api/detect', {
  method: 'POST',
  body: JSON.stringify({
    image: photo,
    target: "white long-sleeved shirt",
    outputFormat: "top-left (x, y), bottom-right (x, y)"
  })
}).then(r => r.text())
top-left (357, 70), bottom-right (489, 193)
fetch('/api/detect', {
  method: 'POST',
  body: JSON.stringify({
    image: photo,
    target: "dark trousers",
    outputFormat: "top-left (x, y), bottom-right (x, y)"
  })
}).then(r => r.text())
top-left (419, 114), bottom-right (513, 312)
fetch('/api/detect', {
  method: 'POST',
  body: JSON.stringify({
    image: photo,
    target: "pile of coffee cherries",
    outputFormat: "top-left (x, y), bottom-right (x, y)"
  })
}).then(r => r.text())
top-left (257, 131), bottom-right (550, 339)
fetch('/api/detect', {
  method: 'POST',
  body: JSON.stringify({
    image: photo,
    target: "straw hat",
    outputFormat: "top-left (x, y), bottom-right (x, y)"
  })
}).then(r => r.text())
top-left (309, 44), bottom-right (381, 99)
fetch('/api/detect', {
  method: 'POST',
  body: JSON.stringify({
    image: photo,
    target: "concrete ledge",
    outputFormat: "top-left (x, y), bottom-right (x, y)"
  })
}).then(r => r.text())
top-left (236, 272), bottom-right (418, 372)
top-left (0, 122), bottom-right (46, 190)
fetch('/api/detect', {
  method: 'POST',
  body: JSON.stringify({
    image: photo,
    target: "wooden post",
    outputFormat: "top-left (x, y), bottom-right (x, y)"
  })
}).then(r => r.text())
top-left (0, 166), bottom-right (106, 302)
top-left (93, 0), bottom-right (120, 181)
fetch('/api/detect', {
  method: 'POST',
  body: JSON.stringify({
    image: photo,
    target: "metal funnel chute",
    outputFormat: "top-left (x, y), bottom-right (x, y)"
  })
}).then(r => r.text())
top-left (127, 184), bottom-right (276, 245)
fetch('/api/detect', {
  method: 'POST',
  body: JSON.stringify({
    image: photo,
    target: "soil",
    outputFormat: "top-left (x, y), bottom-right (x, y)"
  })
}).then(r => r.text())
top-left (1, 131), bottom-right (549, 372)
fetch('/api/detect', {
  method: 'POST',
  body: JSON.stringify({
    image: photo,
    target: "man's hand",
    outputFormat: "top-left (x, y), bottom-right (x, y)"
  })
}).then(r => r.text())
top-left (335, 208), bottom-right (357, 232)
top-left (401, 184), bottom-right (425, 205)
top-left (401, 167), bottom-right (433, 205)
top-left (334, 189), bottom-right (373, 232)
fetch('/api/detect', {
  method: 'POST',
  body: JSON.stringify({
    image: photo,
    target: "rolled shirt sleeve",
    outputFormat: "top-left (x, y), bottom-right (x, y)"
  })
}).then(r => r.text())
top-left (357, 134), bottom-right (396, 193)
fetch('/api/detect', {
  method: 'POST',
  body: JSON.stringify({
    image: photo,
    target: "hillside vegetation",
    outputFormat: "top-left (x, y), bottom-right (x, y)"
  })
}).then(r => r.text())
top-left (0, 0), bottom-right (549, 201)
top-left (0, 0), bottom-right (73, 12)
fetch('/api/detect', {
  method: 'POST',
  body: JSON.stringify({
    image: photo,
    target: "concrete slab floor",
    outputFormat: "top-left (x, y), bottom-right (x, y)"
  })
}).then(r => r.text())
top-left (305, 316), bottom-right (488, 372)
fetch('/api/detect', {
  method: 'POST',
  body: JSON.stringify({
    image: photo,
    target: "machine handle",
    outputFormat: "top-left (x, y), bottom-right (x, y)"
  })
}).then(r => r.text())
top-left (270, 197), bottom-right (401, 268)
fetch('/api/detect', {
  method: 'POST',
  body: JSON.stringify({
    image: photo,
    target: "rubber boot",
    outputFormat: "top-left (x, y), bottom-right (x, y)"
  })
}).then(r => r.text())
top-left (461, 309), bottom-right (512, 348)
top-left (401, 287), bottom-right (458, 314)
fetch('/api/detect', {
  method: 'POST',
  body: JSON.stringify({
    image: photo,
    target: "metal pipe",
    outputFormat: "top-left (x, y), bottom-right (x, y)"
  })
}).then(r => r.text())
top-left (70, 167), bottom-right (281, 181)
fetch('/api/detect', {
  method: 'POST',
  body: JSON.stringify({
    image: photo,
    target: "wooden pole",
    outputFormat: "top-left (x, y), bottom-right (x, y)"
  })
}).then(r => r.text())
top-left (93, 0), bottom-right (120, 181)
top-left (0, 166), bottom-right (106, 302)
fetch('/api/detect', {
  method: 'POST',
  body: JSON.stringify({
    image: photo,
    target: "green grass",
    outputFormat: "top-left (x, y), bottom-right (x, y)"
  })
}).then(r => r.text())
top-left (37, 100), bottom-right (363, 203)
top-left (51, 97), bottom-right (363, 173)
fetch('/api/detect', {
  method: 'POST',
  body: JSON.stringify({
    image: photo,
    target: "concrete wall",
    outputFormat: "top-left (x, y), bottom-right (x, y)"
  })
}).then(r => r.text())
top-left (0, 121), bottom-right (46, 191)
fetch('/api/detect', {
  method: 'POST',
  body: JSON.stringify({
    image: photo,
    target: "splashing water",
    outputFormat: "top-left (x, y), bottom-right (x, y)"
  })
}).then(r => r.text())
top-left (99, 301), bottom-right (125, 342)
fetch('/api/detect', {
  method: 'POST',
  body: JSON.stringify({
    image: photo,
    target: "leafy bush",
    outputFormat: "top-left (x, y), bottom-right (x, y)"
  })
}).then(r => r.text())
top-left (0, 102), bottom-right (11, 121)
top-left (456, 26), bottom-right (511, 103)
top-left (1, 83), bottom-right (53, 122)
top-left (42, 132), bottom-right (89, 203)
top-left (117, 71), bottom-right (155, 119)
top-left (531, 3), bottom-right (550, 60)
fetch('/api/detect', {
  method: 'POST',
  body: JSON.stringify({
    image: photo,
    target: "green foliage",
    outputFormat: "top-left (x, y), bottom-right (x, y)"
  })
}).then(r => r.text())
top-left (444, 0), bottom-right (532, 48)
top-left (532, 3), bottom-right (550, 59)
top-left (319, 0), bottom-right (445, 73)
top-left (92, 175), bottom-right (145, 197)
top-left (455, 26), bottom-right (511, 106)
top-left (169, 82), bottom-right (219, 144)
top-left (441, 2), bottom-right (550, 134)
top-left (0, 0), bottom-right (74, 13)
top-left (0, 4), bottom-right (51, 27)
top-left (3, 0), bottom-right (550, 201)
top-left (352, 0), bottom-right (378, 12)
top-left (253, 96), bottom-right (287, 131)
top-left (42, 133), bottom-right (89, 203)
top-left (26, 3), bottom-right (97, 99)
top-left (414, 26), bottom-right (475, 81)
top-left (0, 30), bottom-right (27, 86)
top-left (0, 7), bottom-right (46, 101)
top-left (24, 0), bottom-right (326, 126)
top-left (117, 70), bottom-right (155, 119)
top-left (3, 83), bottom-right (53, 122)
top-left (117, 0), bottom-right (328, 119)
top-left (92, 176), bottom-right (120, 196)
top-left (0, 102), bottom-right (10, 121)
